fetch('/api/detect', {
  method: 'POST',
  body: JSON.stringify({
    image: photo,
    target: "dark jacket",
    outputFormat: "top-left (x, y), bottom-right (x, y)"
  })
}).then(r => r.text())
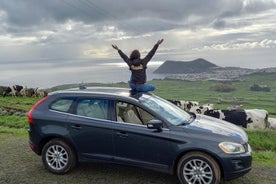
top-left (118, 44), bottom-right (159, 84)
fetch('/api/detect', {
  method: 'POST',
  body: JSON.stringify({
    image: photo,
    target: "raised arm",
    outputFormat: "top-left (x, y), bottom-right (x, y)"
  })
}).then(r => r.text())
top-left (112, 44), bottom-right (129, 63)
top-left (143, 39), bottom-right (164, 64)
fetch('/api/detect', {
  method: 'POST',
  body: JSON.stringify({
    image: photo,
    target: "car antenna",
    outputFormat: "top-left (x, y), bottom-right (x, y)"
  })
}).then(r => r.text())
top-left (79, 82), bottom-right (86, 90)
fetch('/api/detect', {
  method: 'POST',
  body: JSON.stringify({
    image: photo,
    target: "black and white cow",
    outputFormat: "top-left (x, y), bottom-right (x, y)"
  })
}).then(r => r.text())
top-left (0, 86), bottom-right (6, 96)
top-left (245, 109), bottom-right (269, 129)
top-left (203, 109), bottom-right (269, 129)
top-left (203, 109), bottom-right (250, 128)
top-left (26, 88), bottom-right (35, 97)
top-left (3, 85), bottom-right (23, 97)
top-left (18, 87), bottom-right (36, 97)
top-left (34, 88), bottom-right (48, 98)
top-left (189, 103), bottom-right (214, 114)
top-left (168, 100), bottom-right (199, 112)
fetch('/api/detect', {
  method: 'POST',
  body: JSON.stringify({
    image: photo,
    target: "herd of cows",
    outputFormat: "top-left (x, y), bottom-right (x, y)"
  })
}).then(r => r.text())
top-left (0, 85), bottom-right (275, 130)
top-left (168, 99), bottom-right (276, 130)
top-left (0, 85), bottom-right (48, 98)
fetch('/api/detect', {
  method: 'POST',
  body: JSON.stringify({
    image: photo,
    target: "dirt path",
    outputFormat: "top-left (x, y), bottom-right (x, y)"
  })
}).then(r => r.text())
top-left (0, 134), bottom-right (275, 184)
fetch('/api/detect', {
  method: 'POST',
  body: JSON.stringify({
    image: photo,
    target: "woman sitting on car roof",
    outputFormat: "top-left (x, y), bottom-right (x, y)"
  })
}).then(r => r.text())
top-left (112, 39), bottom-right (164, 92)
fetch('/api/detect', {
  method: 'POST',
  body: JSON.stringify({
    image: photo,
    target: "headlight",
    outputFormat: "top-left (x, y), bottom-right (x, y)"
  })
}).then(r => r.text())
top-left (219, 142), bottom-right (246, 154)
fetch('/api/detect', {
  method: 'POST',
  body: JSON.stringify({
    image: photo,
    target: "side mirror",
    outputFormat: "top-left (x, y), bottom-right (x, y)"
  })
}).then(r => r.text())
top-left (147, 120), bottom-right (163, 131)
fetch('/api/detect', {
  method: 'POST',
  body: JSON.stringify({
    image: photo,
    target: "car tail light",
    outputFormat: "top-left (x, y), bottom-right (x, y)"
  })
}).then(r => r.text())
top-left (29, 142), bottom-right (35, 150)
top-left (28, 96), bottom-right (50, 124)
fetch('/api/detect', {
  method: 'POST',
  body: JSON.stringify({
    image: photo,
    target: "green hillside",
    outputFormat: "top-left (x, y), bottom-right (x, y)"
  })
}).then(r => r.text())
top-left (48, 72), bottom-right (276, 116)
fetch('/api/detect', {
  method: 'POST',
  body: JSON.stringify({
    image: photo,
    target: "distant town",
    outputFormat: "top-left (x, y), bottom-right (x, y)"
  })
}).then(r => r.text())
top-left (164, 67), bottom-right (276, 81)
top-left (154, 59), bottom-right (276, 81)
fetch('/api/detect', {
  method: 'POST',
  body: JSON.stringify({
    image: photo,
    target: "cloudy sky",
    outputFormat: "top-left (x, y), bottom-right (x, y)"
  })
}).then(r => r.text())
top-left (1, 0), bottom-right (276, 87)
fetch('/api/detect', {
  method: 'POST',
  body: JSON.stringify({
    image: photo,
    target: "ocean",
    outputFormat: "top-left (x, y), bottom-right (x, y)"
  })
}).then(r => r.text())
top-left (0, 59), bottom-right (165, 88)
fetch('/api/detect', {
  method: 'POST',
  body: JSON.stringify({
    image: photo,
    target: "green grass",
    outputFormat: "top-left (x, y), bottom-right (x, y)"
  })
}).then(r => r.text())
top-left (0, 96), bottom-right (40, 112)
top-left (0, 115), bottom-right (28, 129)
top-left (0, 126), bottom-right (27, 136)
top-left (246, 130), bottom-right (276, 151)
top-left (0, 115), bottom-right (29, 136)
top-left (245, 130), bottom-right (276, 167)
top-left (252, 151), bottom-right (276, 167)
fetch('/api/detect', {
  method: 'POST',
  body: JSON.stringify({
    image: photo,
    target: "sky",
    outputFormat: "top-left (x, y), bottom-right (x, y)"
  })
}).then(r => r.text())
top-left (0, 0), bottom-right (276, 87)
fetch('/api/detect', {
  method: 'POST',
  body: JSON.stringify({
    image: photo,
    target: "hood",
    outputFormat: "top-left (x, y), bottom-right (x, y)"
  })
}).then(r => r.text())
top-left (186, 114), bottom-right (248, 142)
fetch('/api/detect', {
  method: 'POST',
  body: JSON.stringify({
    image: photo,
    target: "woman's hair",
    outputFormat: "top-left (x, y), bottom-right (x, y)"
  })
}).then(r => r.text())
top-left (130, 50), bottom-right (140, 60)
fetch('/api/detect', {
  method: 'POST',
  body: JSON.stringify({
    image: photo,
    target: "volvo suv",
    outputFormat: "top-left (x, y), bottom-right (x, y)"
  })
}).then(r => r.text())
top-left (28, 87), bottom-right (251, 184)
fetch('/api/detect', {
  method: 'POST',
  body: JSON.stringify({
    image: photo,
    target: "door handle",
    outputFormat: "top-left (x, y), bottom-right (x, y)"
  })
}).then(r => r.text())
top-left (116, 131), bottom-right (128, 138)
top-left (71, 124), bottom-right (82, 129)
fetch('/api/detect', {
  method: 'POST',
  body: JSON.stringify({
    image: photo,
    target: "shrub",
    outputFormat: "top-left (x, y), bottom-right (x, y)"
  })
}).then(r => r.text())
top-left (250, 84), bottom-right (271, 92)
top-left (210, 83), bottom-right (236, 92)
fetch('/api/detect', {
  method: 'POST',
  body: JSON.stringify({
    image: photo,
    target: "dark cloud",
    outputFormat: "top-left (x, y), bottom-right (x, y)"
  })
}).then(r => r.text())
top-left (1, 0), bottom-right (275, 34)
top-left (212, 19), bottom-right (226, 29)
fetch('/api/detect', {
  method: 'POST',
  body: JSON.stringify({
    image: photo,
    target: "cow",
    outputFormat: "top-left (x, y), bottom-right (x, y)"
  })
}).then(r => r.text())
top-left (0, 86), bottom-right (6, 96)
top-left (26, 88), bottom-right (35, 97)
top-left (203, 109), bottom-right (269, 129)
top-left (19, 87), bottom-right (36, 97)
top-left (34, 88), bottom-right (48, 98)
top-left (189, 103), bottom-right (214, 114)
top-left (3, 85), bottom-right (23, 97)
top-left (245, 109), bottom-right (269, 129)
top-left (203, 109), bottom-right (250, 128)
top-left (268, 118), bottom-right (276, 130)
top-left (168, 100), bottom-right (199, 111)
top-left (19, 86), bottom-right (28, 97)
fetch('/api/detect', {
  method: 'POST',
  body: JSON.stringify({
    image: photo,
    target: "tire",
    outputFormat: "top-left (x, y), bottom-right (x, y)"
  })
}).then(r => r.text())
top-left (177, 151), bottom-right (221, 184)
top-left (42, 139), bottom-right (77, 174)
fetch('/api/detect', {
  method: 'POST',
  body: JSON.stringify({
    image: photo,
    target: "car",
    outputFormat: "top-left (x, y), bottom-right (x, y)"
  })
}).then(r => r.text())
top-left (28, 87), bottom-right (252, 184)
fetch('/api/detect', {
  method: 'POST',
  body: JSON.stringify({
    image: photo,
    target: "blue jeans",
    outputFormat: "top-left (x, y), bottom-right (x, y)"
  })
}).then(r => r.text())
top-left (129, 81), bottom-right (155, 92)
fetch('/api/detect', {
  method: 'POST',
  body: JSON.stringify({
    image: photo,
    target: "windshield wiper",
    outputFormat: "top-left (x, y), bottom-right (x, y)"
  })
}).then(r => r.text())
top-left (177, 122), bottom-right (189, 126)
top-left (190, 113), bottom-right (197, 122)
top-left (178, 113), bottom-right (196, 126)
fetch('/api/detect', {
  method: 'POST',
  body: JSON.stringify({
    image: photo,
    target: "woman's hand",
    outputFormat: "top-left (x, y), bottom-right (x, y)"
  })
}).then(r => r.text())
top-left (112, 44), bottom-right (119, 50)
top-left (157, 39), bottom-right (164, 45)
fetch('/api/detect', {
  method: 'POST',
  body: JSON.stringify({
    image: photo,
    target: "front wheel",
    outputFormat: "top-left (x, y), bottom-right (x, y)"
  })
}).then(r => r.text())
top-left (177, 151), bottom-right (221, 184)
top-left (42, 139), bottom-right (77, 174)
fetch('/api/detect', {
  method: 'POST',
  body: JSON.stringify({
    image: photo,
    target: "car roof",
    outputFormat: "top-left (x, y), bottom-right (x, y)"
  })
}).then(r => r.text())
top-left (48, 87), bottom-right (151, 100)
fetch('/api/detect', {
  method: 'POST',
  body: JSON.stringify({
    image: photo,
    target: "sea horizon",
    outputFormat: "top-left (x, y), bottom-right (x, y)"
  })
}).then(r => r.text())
top-left (0, 60), bottom-right (165, 88)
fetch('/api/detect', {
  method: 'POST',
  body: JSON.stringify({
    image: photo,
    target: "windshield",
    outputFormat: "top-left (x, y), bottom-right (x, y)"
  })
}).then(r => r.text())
top-left (139, 94), bottom-right (191, 126)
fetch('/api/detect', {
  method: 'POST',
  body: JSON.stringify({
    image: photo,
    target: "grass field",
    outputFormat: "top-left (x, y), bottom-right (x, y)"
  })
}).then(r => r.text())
top-left (0, 72), bottom-right (275, 173)
top-left (50, 73), bottom-right (276, 116)
top-left (151, 73), bottom-right (276, 116)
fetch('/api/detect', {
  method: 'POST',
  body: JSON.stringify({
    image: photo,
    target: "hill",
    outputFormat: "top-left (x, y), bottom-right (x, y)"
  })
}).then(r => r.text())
top-left (154, 58), bottom-right (218, 74)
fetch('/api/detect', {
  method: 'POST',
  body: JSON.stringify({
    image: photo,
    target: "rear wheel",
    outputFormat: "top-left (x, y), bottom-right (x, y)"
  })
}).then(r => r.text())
top-left (177, 151), bottom-right (221, 184)
top-left (42, 139), bottom-right (76, 174)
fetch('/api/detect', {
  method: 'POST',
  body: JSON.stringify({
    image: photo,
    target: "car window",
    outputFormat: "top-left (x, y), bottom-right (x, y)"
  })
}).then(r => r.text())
top-left (50, 98), bottom-right (74, 112)
top-left (116, 101), bottom-right (154, 125)
top-left (76, 99), bottom-right (108, 120)
top-left (139, 94), bottom-right (191, 125)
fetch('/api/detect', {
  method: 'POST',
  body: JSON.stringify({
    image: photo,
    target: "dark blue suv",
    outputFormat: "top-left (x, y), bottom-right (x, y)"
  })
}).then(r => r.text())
top-left (28, 87), bottom-right (251, 184)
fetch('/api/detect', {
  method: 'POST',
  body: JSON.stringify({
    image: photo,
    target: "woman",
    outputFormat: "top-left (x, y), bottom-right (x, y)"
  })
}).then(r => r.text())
top-left (112, 39), bottom-right (164, 92)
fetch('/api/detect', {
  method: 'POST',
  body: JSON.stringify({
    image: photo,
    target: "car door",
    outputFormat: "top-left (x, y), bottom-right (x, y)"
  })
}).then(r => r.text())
top-left (113, 101), bottom-right (173, 170)
top-left (67, 98), bottom-right (115, 161)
